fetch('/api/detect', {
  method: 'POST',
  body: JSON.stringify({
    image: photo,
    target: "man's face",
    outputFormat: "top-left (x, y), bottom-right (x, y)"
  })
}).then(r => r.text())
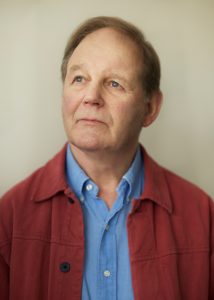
top-left (62, 28), bottom-right (150, 154)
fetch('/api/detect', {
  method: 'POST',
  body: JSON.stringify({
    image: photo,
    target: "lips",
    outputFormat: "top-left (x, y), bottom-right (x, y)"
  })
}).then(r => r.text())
top-left (77, 118), bottom-right (105, 125)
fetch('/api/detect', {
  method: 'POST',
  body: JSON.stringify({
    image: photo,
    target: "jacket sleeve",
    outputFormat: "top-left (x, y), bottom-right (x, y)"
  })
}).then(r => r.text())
top-left (0, 196), bottom-right (11, 300)
top-left (209, 197), bottom-right (214, 299)
top-left (0, 252), bottom-right (9, 298)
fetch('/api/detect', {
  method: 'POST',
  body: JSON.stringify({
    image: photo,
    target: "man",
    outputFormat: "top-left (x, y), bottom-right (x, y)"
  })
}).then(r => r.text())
top-left (0, 16), bottom-right (213, 300)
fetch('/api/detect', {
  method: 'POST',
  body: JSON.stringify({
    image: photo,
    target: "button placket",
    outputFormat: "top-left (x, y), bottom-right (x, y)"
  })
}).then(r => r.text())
top-left (105, 224), bottom-right (110, 231)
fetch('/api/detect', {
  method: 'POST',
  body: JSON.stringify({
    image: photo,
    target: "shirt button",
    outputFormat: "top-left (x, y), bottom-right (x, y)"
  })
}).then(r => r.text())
top-left (86, 184), bottom-right (93, 191)
top-left (80, 195), bottom-right (84, 202)
top-left (60, 262), bottom-right (71, 273)
top-left (105, 224), bottom-right (109, 230)
top-left (103, 270), bottom-right (111, 277)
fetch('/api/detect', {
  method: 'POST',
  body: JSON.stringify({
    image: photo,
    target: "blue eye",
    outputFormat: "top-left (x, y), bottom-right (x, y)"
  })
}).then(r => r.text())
top-left (111, 81), bottom-right (120, 88)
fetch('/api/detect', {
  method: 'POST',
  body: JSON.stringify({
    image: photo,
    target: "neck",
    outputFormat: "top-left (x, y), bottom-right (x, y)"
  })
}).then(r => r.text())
top-left (69, 144), bottom-right (138, 208)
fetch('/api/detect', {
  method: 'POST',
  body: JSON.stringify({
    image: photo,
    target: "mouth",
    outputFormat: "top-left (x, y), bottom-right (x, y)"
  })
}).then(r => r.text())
top-left (77, 118), bottom-right (105, 125)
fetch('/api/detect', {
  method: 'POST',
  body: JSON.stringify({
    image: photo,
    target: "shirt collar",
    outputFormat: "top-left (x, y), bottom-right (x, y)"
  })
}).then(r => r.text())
top-left (66, 144), bottom-right (144, 202)
top-left (120, 146), bottom-right (144, 200)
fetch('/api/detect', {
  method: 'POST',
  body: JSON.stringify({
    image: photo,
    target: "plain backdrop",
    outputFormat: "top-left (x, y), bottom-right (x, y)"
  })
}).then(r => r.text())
top-left (0, 0), bottom-right (213, 198)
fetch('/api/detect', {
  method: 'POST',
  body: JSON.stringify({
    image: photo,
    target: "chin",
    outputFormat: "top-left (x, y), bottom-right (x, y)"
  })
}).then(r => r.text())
top-left (69, 137), bottom-right (106, 152)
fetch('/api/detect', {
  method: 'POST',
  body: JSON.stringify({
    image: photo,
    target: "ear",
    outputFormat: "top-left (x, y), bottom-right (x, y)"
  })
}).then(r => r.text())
top-left (142, 91), bottom-right (163, 127)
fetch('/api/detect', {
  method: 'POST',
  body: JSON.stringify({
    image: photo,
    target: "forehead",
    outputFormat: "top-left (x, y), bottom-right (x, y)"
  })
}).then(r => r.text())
top-left (80, 27), bottom-right (138, 48)
top-left (68, 28), bottom-right (142, 70)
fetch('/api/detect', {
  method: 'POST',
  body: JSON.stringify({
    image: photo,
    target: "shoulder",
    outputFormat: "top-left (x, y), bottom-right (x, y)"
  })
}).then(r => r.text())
top-left (163, 165), bottom-right (212, 204)
top-left (0, 144), bottom-right (67, 210)
top-left (142, 146), bottom-right (213, 215)
top-left (1, 165), bottom-right (44, 209)
top-left (159, 164), bottom-right (214, 226)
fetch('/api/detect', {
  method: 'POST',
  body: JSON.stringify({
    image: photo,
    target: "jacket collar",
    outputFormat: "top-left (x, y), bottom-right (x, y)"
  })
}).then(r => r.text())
top-left (139, 147), bottom-right (173, 213)
top-left (33, 144), bottom-right (172, 213)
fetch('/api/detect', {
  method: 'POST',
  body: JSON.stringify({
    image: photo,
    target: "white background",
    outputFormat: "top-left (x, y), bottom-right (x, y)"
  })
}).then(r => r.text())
top-left (0, 0), bottom-right (213, 197)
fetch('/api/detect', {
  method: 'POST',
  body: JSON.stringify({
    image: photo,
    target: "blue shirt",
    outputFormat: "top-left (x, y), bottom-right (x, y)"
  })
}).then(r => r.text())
top-left (66, 145), bottom-right (144, 300)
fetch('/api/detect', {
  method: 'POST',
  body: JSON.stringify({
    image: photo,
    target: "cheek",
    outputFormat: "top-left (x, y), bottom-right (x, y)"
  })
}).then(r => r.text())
top-left (112, 100), bottom-right (145, 124)
top-left (62, 91), bottom-right (80, 115)
top-left (113, 101), bottom-right (145, 130)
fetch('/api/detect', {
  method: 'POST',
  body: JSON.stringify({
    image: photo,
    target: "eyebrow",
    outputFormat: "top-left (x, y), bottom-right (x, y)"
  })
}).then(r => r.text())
top-left (68, 64), bottom-right (86, 73)
top-left (69, 66), bottom-right (127, 81)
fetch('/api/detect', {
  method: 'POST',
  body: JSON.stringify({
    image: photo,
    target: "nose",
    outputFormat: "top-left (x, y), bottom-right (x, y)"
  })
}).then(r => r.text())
top-left (83, 82), bottom-right (104, 107)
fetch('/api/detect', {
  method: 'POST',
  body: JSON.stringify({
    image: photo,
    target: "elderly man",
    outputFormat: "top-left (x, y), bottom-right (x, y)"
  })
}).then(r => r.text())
top-left (0, 16), bottom-right (213, 300)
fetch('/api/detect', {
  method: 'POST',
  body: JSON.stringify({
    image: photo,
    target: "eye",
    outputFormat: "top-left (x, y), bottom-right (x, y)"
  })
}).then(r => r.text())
top-left (110, 80), bottom-right (120, 88)
top-left (72, 75), bottom-right (84, 83)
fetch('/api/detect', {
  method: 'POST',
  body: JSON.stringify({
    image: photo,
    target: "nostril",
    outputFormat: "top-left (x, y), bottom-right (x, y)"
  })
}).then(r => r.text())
top-left (83, 96), bottom-right (103, 106)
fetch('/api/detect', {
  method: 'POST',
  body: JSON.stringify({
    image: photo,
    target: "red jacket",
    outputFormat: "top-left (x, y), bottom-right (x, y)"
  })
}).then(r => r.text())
top-left (0, 145), bottom-right (213, 300)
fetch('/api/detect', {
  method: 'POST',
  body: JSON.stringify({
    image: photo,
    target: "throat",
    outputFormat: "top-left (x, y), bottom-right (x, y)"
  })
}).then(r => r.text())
top-left (98, 189), bottom-right (118, 210)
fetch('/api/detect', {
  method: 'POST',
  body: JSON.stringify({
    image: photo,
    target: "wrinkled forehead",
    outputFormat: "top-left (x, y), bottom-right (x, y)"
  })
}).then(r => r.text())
top-left (68, 27), bottom-right (144, 72)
